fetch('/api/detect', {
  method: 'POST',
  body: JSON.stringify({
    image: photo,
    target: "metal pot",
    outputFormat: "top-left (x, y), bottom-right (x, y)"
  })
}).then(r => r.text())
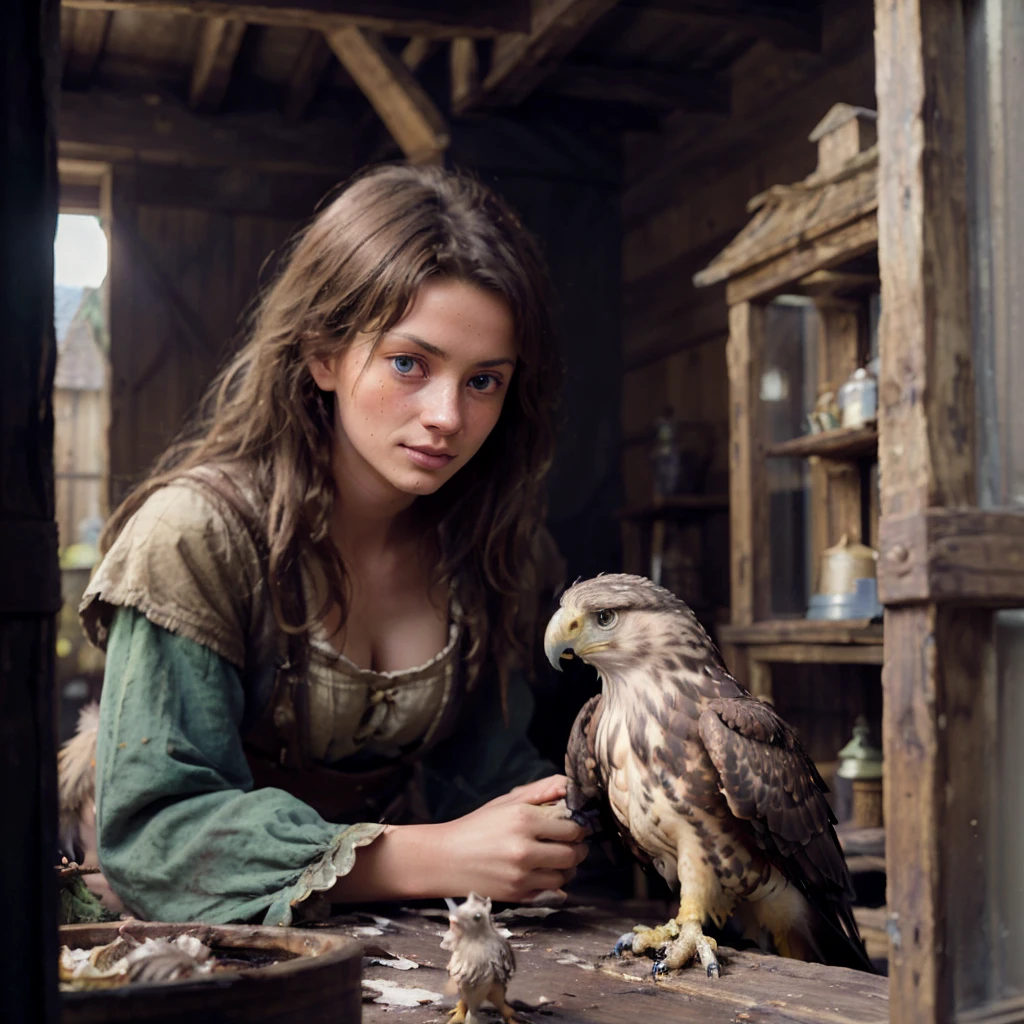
top-left (817, 534), bottom-right (877, 596)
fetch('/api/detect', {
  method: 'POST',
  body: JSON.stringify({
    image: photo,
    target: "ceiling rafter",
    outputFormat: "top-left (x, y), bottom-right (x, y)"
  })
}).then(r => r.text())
top-left (449, 38), bottom-right (479, 112)
top-left (189, 16), bottom-right (247, 111)
top-left (63, 9), bottom-right (112, 90)
top-left (324, 26), bottom-right (449, 164)
top-left (60, 0), bottom-right (529, 38)
top-left (453, 0), bottom-right (622, 114)
top-left (400, 37), bottom-right (439, 74)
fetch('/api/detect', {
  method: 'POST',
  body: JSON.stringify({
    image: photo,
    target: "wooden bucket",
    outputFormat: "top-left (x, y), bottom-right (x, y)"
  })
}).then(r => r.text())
top-left (60, 921), bottom-right (362, 1023)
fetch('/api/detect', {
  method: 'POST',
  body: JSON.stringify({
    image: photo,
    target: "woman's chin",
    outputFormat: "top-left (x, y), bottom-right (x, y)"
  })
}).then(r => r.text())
top-left (387, 466), bottom-right (454, 498)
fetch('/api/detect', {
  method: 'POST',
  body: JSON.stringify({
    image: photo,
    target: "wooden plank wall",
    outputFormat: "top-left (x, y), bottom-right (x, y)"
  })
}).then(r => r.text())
top-left (620, 0), bottom-right (878, 514)
top-left (619, 0), bottom-right (879, 752)
top-left (107, 167), bottom-right (317, 503)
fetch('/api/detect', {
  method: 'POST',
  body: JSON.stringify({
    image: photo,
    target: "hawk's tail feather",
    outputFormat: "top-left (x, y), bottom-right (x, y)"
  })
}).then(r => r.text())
top-left (803, 900), bottom-right (877, 974)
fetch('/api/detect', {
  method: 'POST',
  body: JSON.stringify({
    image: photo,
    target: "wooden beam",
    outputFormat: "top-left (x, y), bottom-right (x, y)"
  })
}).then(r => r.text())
top-left (724, 214), bottom-right (878, 305)
top-left (2, 0), bottom-right (61, 1020)
top-left (455, 0), bottom-right (622, 113)
top-left (401, 36), bottom-right (438, 73)
top-left (748, 643), bottom-right (885, 665)
top-left (61, 0), bottom-right (528, 37)
top-left (874, 1), bottom-right (991, 1021)
top-left (547, 64), bottom-right (729, 113)
top-left (63, 9), bottom-right (111, 89)
top-left (59, 87), bottom-right (357, 174)
top-left (879, 508), bottom-right (1024, 606)
top-left (285, 30), bottom-right (333, 120)
top-left (325, 26), bottom-right (449, 164)
top-left (626, 0), bottom-right (821, 54)
top-left (449, 38), bottom-right (479, 112)
top-left (189, 16), bottom-right (246, 112)
top-left (130, 162), bottom-right (339, 217)
top-left (725, 301), bottom-right (770, 625)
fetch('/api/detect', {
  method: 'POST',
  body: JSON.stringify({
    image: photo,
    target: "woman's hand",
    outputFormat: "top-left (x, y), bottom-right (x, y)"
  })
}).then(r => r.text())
top-left (328, 774), bottom-right (590, 905)
top-left (432, 775), bottom-right (590, 902)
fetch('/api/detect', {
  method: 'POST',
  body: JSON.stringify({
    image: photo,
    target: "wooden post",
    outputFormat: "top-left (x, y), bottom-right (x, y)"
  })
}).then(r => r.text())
top-left (875, 0), bottom-right (993, 1019)
top-left (1, 0), bottom-right (61, 1019)
top-left (726, 301), bottom-right (770, 626)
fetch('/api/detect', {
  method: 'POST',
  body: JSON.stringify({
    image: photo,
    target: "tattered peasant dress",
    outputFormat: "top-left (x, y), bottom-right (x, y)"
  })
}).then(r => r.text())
top-left (79, 472), bottom-right (552, 927)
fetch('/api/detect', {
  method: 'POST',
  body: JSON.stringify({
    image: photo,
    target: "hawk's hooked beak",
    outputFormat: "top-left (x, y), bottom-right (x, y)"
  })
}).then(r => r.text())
top-left (544, 606), bottom-right (586, 672)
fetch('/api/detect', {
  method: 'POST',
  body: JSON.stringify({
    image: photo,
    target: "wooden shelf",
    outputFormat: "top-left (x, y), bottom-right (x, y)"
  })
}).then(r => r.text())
top-left (720, 620), bottom-right (884, 665)
top-left (720, 618), bottom-right (883, 646)
top-left (618, 493), bottom-right (729, 522)
top-left (765, 422), bottom-right (878, 460)
top-left (837, 824), bottom-right (886, 857)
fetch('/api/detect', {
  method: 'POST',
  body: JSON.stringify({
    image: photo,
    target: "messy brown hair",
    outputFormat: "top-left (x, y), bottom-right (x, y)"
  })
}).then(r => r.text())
top-left (101, 163), bottom-right (562, 691)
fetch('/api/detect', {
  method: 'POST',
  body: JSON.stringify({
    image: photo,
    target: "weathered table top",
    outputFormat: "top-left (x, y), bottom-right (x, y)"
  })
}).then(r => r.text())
top-left (313, 900), bottom-right (889, 1024)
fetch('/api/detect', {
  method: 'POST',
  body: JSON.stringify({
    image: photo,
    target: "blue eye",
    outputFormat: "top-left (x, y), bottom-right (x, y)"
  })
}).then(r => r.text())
top-left (468, 374), bottom-right (500, 393)
top-left (392, 355), bottom-right (418, 375)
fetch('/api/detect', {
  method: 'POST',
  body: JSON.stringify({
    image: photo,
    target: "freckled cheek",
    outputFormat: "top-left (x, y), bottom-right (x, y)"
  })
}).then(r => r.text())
top-left (353, 377), bottom-right (416, 425)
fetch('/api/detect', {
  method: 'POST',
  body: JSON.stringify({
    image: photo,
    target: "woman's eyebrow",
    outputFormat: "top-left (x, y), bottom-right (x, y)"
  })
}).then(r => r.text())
top-left (392, 332), bottom-right (447, 358)
top-left (390, 332), bottom-right (515, 369)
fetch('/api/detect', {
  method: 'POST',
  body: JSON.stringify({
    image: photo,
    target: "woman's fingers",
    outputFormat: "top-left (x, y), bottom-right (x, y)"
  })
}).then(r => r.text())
top-left (500, 775), bottom-right (567, 807)
top-left (530, 806), bottom-right (590, 845)
top-left (524, 838), bottom-right (588, 872)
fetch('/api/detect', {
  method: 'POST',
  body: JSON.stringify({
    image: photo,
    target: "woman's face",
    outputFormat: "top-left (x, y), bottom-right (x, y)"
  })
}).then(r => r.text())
top-left (309, 278), bottom-right (517, 503)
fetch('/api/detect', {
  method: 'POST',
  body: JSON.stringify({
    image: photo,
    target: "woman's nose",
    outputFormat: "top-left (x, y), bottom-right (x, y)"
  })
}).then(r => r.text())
top-left (420, 380), bottom-right (462, 435)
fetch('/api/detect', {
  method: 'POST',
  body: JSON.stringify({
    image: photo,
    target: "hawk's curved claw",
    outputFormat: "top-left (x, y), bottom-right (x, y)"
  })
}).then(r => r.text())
top-left (707, 961), bottom-right (720, 979)
top-left (568, 807), bottom-right (601, 834)
top-left (651, 961), bottom-right (670, 980)
top-left (612, 931), bottom-right (635, 957)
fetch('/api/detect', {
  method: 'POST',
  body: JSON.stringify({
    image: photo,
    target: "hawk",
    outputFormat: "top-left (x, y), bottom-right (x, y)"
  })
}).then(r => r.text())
top-left (543, 574), bottom-right (873, 978)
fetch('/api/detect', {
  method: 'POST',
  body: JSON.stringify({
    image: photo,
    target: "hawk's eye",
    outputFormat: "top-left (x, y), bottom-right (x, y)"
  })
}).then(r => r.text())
top-left (595, 609), bottom-right (618, 629)
top-left (473, 913), bottom-right (482, 921)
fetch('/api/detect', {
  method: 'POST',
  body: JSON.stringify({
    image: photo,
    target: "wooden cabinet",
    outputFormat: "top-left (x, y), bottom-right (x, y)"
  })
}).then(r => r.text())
top-left (695, 103), bottom-right (882, 702)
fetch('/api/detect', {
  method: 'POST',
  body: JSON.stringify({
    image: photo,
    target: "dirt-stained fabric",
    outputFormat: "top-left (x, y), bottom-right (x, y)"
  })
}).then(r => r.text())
top-left (83, 474), bottom-right (554, 925)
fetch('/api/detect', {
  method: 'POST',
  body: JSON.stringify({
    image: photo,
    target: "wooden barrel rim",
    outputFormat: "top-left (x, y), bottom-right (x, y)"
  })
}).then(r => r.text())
top-left (59, 920), bottom-right (363, 1000)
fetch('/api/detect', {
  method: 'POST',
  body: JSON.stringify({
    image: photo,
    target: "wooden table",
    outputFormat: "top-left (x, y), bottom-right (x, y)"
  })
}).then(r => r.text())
top-left (311, 900), bottom-right (889, 1024)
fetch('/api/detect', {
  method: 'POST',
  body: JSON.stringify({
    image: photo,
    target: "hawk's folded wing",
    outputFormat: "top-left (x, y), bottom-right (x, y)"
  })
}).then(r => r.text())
top-left (697, 684), bottom-right (849, 898)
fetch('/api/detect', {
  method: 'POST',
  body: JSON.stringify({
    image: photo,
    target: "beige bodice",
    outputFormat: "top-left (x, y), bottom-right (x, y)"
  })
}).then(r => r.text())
top-left (305, 613), bottom-right (461, 763)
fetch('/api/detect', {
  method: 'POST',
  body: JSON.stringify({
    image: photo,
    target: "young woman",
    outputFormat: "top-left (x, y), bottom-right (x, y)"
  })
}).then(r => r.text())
top-left (79, 163), bottom-right (590, 926)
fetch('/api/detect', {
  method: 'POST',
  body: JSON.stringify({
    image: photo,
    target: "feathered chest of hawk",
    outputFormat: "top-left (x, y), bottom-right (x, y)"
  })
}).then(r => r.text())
top-left (544, 574), bottom-right (873, 978)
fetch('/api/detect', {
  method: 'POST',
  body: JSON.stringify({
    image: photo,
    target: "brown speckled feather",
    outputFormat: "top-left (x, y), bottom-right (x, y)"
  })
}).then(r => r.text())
top-left (565, 693), bottom-right (651, 868)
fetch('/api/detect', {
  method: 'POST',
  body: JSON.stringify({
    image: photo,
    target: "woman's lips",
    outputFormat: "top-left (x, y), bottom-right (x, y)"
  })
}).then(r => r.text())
top-left (402, 445), bottom-right (455, 470)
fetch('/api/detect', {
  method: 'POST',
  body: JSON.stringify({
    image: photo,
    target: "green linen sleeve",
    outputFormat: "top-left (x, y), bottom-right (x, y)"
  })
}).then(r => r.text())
top-left (419, 668), bottom-right (558, 822)
top-left (95, 606), bottom-right (383, 926)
